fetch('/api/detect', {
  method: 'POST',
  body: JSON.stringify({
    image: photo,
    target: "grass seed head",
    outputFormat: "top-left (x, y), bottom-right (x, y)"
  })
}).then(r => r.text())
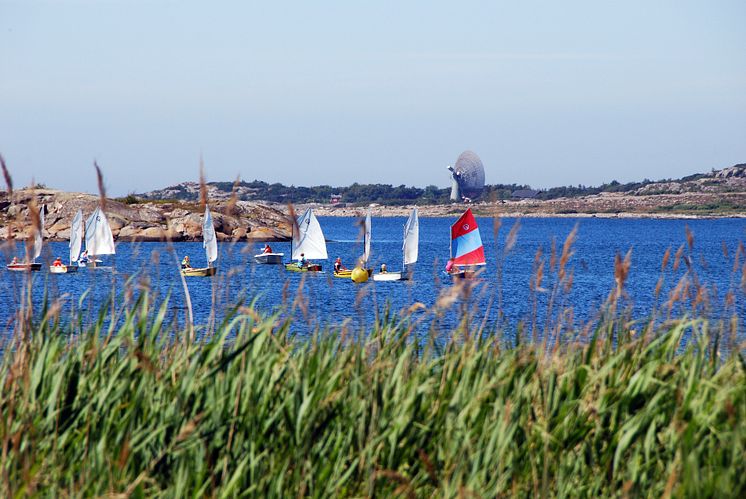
top-left (504, 219), bottom-right (521, 255)
top-left (225, 175), bottom-right (241, 216)
top-left (661, 247), bottom-right (671, 272)
top-left (94, 160), bottom-right (106, 210)
top-left (673, 244), bottom-right (684, 272)
top-left (199, 156), bottom-right (207, 210)
top-left (0, 153), bottom-right (12, 199)
top-left (685, 225), bottom-right (694, 251)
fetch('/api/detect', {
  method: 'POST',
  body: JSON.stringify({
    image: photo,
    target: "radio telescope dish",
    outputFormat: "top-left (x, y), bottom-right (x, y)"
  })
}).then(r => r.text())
top-left (447, 151), bottom-right (485, 202)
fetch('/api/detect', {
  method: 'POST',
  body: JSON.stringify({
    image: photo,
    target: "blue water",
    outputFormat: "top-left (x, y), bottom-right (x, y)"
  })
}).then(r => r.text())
top-left (2, 217), bottom-right (745, 343)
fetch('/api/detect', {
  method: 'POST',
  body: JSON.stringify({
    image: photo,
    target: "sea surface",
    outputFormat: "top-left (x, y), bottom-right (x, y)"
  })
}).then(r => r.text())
top-left (2, 216), bottom-right (746, 344)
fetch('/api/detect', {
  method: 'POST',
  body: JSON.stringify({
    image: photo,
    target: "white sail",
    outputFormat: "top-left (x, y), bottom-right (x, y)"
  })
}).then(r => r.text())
top-left (203, 206), bottom-right (218, 264)
top-left (402, 207), bottom-right (419, 266)
top-left (291, 208), bottom-right (327, 260)
top-left (85, 207), bottom-right (116, 256)
top-left (69, 209), bottom-right (83, 264)
top-left (363, 209), bottom-right (372, 264)
top-left (33, 205), bottom-right (44, 261)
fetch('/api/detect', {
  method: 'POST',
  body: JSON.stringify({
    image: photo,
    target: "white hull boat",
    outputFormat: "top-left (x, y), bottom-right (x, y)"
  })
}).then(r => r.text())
top-left (372, 272), bottom-right (403, 282)
top-left (181, 206), bottom-right (218, 277)
top-left (52, 209), bottom-right (84, 274)
top-left (254, 252), bottom-right (284, 264)
top-left (50, 264), bottom-right (78, 274)
top-left (371, 208), bottom-right (419, 283)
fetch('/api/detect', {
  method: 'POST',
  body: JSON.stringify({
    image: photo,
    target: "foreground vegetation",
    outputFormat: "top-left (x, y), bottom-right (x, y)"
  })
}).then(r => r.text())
top-left (0, 291), bottom-right (743, 497)
top-left (1, 159), bottom-right (744, 495)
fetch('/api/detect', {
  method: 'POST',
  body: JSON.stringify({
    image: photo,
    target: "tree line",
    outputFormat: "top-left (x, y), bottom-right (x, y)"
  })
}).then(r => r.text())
top-left (142, 176), bottom-right (693, 205)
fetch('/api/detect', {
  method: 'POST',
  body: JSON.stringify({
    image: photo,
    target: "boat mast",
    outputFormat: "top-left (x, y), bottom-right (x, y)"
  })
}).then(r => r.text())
top-left (401, 218), bottom-right (406, 273)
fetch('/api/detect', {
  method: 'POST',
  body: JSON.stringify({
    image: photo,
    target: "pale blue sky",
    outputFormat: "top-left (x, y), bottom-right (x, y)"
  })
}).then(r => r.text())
top-left (1, 0), bottom-right (745, 196)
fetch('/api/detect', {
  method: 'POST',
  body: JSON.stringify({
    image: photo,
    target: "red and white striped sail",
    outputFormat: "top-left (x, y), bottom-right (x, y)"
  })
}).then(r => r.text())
top-left (450, 208), bottom-right (485, 266)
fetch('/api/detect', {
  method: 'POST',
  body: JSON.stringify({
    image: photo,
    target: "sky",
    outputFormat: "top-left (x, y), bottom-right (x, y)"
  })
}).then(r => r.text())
top-left (1, 0), bottom-right (745, 196)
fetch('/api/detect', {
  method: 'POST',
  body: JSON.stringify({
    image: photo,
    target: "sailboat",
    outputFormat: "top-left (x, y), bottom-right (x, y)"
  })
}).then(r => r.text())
top-left (50, 209), bottom-right (82, 274)
top-left (447, 208), bottom-right (485, 279)
top-left (181, 206), bottom-right (218, 277)
top-left (285, 208), bottom-right (326, 272)
top-left (334, 209), bottom-right (373, 278)
top-left (6, 204), bottom-right (44, 272)
top-left (372, 207), bottom-right (419, 281)
top-left (83, 207), bottom-right (116, 267)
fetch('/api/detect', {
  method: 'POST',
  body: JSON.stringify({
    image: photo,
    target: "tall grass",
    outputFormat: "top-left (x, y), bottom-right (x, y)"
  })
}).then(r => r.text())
top-left (1, 160), bottom-right (745, 496)
top-left (0, 290), bottom-right (743, 496)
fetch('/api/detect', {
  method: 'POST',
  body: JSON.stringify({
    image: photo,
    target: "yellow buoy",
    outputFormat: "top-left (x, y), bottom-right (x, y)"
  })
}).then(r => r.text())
top-left (351, 267), bottom-right (369, 283)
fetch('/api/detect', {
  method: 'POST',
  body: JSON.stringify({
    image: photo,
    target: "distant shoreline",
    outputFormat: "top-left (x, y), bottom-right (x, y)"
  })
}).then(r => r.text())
top-left (4, 188), bottom-right (746, 246)
top-left (301, 201), bottom-right (746, 220)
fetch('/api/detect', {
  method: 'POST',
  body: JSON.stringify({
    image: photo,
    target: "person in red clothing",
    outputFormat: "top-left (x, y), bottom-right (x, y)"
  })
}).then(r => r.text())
top-left (263, 244), bottom-right (272, 254)
top-left (445, 258), bottom-right (455, 273)
top-left (334, 257), bottom-right (347, 273)
top-left (53, 257), bottom-right (63, 267)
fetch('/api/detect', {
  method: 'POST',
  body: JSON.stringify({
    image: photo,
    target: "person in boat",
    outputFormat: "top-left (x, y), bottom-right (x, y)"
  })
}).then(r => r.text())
top-left (52, 257), bottom-right (63, 267)
top-left (263, 244), bottom-right (272, 254)
top-left (297, 253), bottom-right (307, 268)
top-left (334, 257), bottom-right (347, 273)
top-left (78, 250), bottom-right (89, 265)
top-left (181, 255), bottom-right (192, 269)
top-left (445, 258), bottom-right (455, 274)
top-left (380, 263), bottom-right (387, 274)
top-left (10, 256), bottom-right (18, 265)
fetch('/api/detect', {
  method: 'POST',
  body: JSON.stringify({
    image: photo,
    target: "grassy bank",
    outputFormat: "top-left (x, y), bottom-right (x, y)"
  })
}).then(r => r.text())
top-left (0, 292), bottom-right (743, 497)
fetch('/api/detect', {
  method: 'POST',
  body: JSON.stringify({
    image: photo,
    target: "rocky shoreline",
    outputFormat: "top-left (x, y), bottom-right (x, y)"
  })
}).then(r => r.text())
top-left (302, 191), bottom-right (746, 219)
top-left (2, 188), bottom-right (744, 244)
top-left (0, 189), bottom-right (292, 242)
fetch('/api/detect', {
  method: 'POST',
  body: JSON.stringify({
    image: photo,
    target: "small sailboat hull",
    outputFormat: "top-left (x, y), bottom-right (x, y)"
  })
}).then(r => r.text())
top-left (254, 252), bottom-right (284, 264)
top-left (334, 268), bottom-right (372, 279)
top-left (285, 263), bottom-right (323, 272)
top-left (448, 268), bottom-right (482, 279)
top-left (82, 260), bottom-right (110, 270)
top-left (50, 265), bottom-right (78, 274)
top-left (6, 263), bottom-right (42, 272)
top-left (181, 267), bottom-right (217, 277)
top-left (372, 272), bottom-right (404, 281)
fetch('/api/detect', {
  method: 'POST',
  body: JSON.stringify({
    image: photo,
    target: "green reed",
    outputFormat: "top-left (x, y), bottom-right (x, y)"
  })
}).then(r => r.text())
top-left (0, 288), bottom-right (743, 497)
top-left (1, 161), bottom-right (744, 496)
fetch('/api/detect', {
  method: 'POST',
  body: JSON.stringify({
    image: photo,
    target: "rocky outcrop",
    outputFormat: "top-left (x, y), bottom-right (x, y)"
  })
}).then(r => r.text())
top-left (0, 189), bottom-right (291, 242)
top-left (713, 164), bottom-right (746, 179)
top-left (632, 165), bottom-right (746, 196)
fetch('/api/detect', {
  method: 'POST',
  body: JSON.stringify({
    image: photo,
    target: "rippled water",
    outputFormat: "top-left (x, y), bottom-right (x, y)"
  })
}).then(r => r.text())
top-left (2, 216), bottom-right (745, 342)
